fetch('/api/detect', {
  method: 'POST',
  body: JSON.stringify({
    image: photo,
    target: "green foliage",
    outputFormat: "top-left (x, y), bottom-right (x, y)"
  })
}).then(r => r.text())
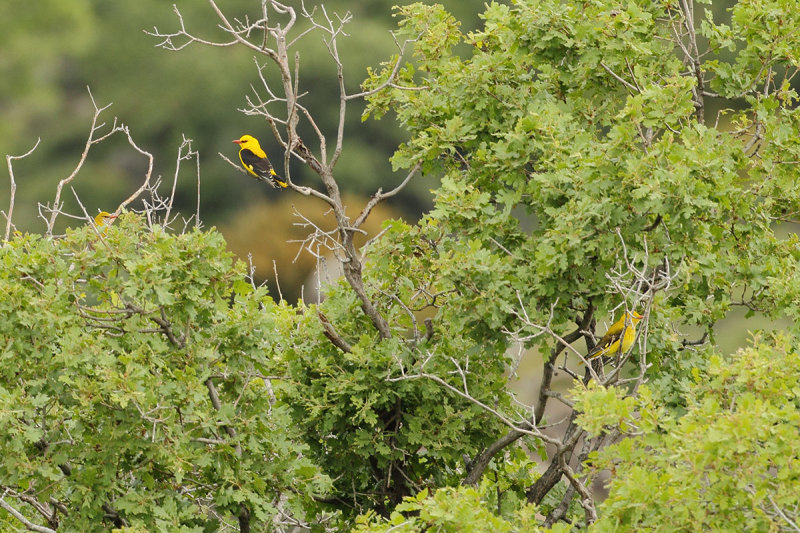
top-left (356, 0), bottom-right (800, 529)
top-left (0, 215), bottom-right (328, 531)
top-left (583, 334), bottom-right (800, 532)
top-left (279, 249), bottom-right (511, 516)
top-left (353, 484), bottom-right (542, 533)
top-left (364, 0), bottom-right (800, 360)
top-left (3, 0), bottom-right (800, 530)
top-left (703, 0), bottom-right (800, 97)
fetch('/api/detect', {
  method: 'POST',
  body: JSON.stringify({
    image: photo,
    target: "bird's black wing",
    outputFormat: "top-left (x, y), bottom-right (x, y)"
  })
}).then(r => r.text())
top-left (240, 149), bottom-right (287, 188)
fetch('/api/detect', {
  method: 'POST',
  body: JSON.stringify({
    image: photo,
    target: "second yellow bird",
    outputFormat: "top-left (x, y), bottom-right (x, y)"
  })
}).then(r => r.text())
top-left (94, 211), bottom-right (117, 235)
top-left (587, 310), bottom-right (643, 360)
top-left (94, 211), bottom-right (117, 226)
top-left (232, 134), bottom-right (288, 188)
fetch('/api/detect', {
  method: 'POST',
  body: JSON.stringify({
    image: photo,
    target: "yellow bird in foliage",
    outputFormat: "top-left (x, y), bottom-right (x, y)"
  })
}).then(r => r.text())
top-left (94, 211), bottom-right (117, 232)
top-left (232, 134), bottom-right (287, 188)
top-left (587, 310), bottom-right (643, 360)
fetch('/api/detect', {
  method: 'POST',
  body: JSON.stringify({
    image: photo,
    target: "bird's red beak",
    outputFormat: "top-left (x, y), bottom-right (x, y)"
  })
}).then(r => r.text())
top-left (232, 139), bottom-right (242, 144)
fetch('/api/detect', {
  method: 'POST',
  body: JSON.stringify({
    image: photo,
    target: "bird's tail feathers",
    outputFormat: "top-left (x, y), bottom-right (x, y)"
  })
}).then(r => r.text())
top-left (253, 174), bottom-right (288, 189)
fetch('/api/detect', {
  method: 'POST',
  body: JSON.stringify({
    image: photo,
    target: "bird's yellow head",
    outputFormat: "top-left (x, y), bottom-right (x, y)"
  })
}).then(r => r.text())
top-left (232, 134), bottom-right (260, 151)
top-left (627, 311), bottom-right (644, 324)
top-left (94, 211), bottom-right (117, 226)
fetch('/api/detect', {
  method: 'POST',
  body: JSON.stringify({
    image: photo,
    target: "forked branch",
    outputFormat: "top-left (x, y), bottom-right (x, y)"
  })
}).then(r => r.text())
top-left (42, 88), bottom-right (154, 236)
top-left (151, 1), bottom-right (418, 341)
top-left (4, 137), bottom-right (40, 242)
top-left (45, 88), bottom-right (113, 236)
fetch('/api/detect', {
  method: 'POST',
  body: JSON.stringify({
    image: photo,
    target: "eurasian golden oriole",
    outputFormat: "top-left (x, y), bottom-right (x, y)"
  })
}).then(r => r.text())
top-left (587, 311), bottom-right (643, 360)
top-left (232, 134), bottom-right (287, 188)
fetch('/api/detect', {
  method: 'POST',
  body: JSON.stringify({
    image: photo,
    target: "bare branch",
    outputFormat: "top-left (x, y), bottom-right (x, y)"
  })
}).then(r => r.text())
top-left (678, 0), bottom-right (704, 121)
top-left (599, 61), bottom-right (639, 93)
top-left (146, 2), bottom-right (276, 58)
top-left (743, 66), bottom-right (773, 155)
top-left (295, 102), bottom-right (328, 162)
top-left (389, 363), bottom-right (562, 447)
top-left (194, 147), bottom-right (202, 228)
top-left (506, 295), bottom-right (601, 383)
top-left (463, 306), bottom-right (594, 485)
top-left (642, 214), bottom-right (663, 232)
top-left (378, 288), bottom-right (418, 342)
top-left (317, 309), bottom-right (352, 353)
top-left (70, 188), bottom-right (115, 252)
top-left (525, 416), bottom-right (584, 505)
top-left (13, 492), bottom-right (59, 531)
top-left (164, 135), bottom-right (197, 225)
top-left (680, 330), bottom-right (709, 349)
top-left (102, 503), bottom-right (128, 528)
top-left (559, 453), bottom-right (597, 524)
top-left (46, 87), bottom-right (113, 236)
top-left (115, 126), bottom-right (155, 214)
top-left (164, 0), bottom-right (395, 341)
top-left (345, 33), bottom-right (420, 100)
top-left (544, 484), bottom-right (576, 527)
top-left (289, 206), bottom-right (349, 264)
top-left (463, 428), bottom-right (528, 486)
top-left (149, 308), bottom-right (186, 348)
top-left (624, 57), bottom-right (643, 94)
top-left (272, 259), bottom-right (284, 303)
top-left (4, 137), bottom-right (40, 242)
top-left (0, 490), bottom-right (57, 533)
top-left (353, 161), bottom-right (421, 229)
top-left (766, 495), bottom-right (800, 533)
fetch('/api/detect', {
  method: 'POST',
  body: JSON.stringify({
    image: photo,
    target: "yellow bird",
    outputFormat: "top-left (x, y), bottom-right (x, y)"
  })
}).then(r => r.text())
top-left (587, 310), bottom-right (643, 360)
top-left (232, 134), bottom-right (287, 188)
top-left (94, 211), bottom-right (117, 232)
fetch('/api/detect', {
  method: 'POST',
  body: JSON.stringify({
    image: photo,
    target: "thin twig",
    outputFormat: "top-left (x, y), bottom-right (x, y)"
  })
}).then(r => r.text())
top-left (115, 126), bottom-right (155, 214)
top-left (353, 161), bottom-right (421, 229)
top-left (4, 137), bottom-right (41, 242)
top-left (599, 61), bottom-right (638, 93)
top-left (46, 88), bottom-right (113, 236)
top-left (164, 135), bottom-right (197, 225)
top-left (272, 259), bottom-right (284, 303)
top-left (344, 33), bottom-right (419, 100)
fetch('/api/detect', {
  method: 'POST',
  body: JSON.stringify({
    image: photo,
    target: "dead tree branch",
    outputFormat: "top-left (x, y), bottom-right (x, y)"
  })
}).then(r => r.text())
top-left (151, 2), bottom-right (419, 341)
top-left (45, 88), bottom-right (113, 236)
top-left (4, 137), bottom-right (40, 242)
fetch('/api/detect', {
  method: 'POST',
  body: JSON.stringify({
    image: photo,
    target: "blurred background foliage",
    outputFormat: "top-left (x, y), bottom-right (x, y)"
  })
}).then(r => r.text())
top-left (0, 0), bottom-right (483, 300)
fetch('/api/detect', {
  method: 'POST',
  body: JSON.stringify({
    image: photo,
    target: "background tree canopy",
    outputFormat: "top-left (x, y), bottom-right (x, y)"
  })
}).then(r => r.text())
top-left (2, 0), bottom-right (800, 531)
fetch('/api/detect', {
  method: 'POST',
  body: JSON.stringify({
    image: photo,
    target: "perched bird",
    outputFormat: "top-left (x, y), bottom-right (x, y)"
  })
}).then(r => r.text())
top-left (232, 134), bottom-right (287, 188)
top-left (587, 310), bottom-right (643, 360)
top-left (94, 211), bottom-right (117, 233)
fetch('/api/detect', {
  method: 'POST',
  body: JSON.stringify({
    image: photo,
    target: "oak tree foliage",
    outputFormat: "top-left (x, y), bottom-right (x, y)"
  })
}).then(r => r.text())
top-left (2, 0), bottom-right (800, 531)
